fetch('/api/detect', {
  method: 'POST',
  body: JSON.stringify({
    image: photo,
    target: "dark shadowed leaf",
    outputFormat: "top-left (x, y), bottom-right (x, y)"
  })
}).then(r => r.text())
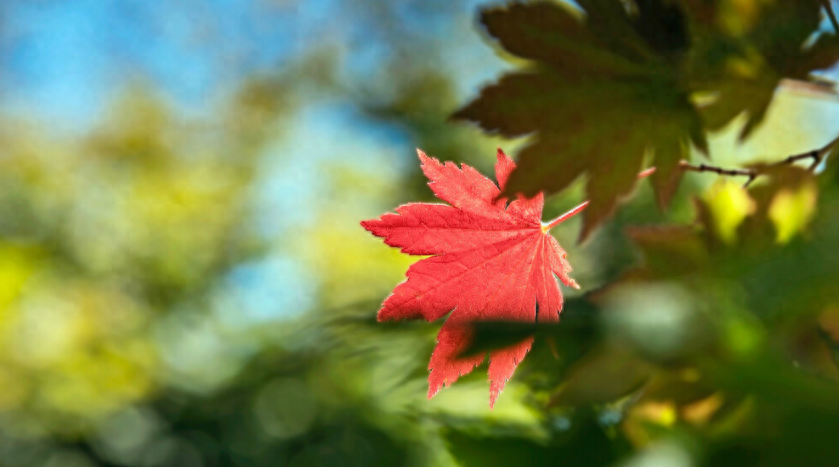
top-left (455, 0), bottom-right (706, 239)
top-left (447, 413), bottom-right (630, 467)
top-left (550, 345), bottom-right (652, 407)
top-left (455, 0), bottom-right (838, 238)
top-left (459, 297), bottom-right (599, 357)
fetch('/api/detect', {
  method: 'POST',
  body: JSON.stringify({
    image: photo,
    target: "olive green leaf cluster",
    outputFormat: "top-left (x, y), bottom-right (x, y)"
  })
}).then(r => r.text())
top-left (454, 0), bottom-right (839, 239)
top-left (459, 156), bottom-right (839, 465)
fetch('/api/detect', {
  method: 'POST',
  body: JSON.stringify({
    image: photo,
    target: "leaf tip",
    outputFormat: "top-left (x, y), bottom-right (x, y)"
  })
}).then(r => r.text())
top-left (495, 147), bottom-right (518, 191)
top-left (489, 379), bottom-right (503, 409)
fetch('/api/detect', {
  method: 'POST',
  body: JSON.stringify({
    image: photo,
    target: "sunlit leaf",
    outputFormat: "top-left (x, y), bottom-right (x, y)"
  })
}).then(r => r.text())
top-left (362, 149), bottom-right (580, 406)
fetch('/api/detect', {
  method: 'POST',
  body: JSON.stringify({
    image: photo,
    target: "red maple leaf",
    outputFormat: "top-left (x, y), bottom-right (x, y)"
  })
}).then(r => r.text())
top-left (361, 149), bottom-right (582, 407)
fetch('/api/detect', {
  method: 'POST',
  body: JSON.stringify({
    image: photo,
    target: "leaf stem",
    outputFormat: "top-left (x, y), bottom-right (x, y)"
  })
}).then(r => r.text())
top-left (544, 201), bottom-right (589, 230)
top-left (543, 168), bottom-right (656, 230)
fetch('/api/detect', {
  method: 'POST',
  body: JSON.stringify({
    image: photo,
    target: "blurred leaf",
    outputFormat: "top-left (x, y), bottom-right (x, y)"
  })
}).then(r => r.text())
top-left (460, 297), bottom-right (599, 358)
top-left (447, 413), bottom-right (630, 467)
top-left (625, 226), bottom-right (708, 279)
top-left (625, 165), bottom-right (822, 285)
top-left (701, 180), bottom-right (756, 244)
top-left (455, 1), bottom-right (706, 239)
top-left (767, 181), bottom-right (817, 243)
top-left (690, 0), bottom-right (839, 138)
top-left (701, 355), bottom-right (839, 466)
top-left (551, 344), bottom-right (652, 407)
top-left (641, 371), bottom-right (716, 407)
top-left (745, 165), bottom-right (819, 244)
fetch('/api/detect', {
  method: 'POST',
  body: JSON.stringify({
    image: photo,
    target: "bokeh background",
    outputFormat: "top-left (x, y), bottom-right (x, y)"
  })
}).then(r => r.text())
top-left (1, 1), bottom-right (839, 466)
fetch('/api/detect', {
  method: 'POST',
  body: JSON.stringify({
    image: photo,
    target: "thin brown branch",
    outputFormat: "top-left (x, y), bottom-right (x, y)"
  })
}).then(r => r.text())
top-left (826, 0), bottom-right (839, 35)
top-left (679, 161), bottom-right (754, 179)
top-left (679, 135), bottom-right (839, 188)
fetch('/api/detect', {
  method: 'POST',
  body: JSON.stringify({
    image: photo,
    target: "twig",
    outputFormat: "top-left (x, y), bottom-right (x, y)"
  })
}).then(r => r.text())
top-left (680, 150), bottom-right (820, 188)
top-left (542, 136), bottom-right (839, 230)
top-left (682, 134), bottom-right (838, 188)
top-left (825, 0), bottom-right (839, 35)
top-left (679, 161), bottom-right (754, 181)
top-left (544, 201), bottom-right (590, 230)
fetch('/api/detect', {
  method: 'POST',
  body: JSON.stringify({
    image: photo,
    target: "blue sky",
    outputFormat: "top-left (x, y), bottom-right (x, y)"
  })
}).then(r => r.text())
top-left (1, 0), bottom-right (298, 127)
top-left (0, 0), bottom-right (501, 130)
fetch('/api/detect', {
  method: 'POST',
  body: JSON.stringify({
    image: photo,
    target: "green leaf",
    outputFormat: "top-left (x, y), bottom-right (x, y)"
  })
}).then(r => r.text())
top-left (625, 225), bottom-right (708, 279)
top-left (459, 297), bottom-right (599, 357)
top-left (551, 344), bottom-right (652, 407)
top-left (446, 413), bottom-right (631, 467)
top-left (690, 0), bottom-right (839, 138)
top-left (455, 1), bottom-right (707, 239)
top-left (455, 0), bottom-right (839, 239)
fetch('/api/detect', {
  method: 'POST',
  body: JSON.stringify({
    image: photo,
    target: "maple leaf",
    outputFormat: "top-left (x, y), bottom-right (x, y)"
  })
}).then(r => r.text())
top-left (453, 0), bottom-right (839, 240)
top-left (453, 0), bottom-right (707, 240)
top-left (361, 149), bottom-right (580, 407)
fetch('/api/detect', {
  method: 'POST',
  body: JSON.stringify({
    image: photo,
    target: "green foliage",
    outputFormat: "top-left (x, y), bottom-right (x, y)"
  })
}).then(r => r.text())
top-left (462, 161), bottom-right (839, 464)
top-left (454, 0), bottom-right (839, 237)
top-left (2, 0), bottom-right (839, 466)
top-left (442, 2), bottom-right (839, 464)
top-left (446, 413), bottom-right (631, 467)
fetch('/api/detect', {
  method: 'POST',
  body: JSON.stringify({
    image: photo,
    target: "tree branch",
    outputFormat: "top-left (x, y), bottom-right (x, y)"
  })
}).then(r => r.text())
top-left (679, 161), bottom-right (754, 180)
top-left (825, 0), bottom-right (839, 35)
top-left (681, 135), bottom-right (838, 188)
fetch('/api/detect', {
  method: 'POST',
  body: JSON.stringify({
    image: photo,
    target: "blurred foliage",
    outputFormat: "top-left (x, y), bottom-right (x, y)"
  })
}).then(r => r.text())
top-left (1, 0), bottom-right (839, 466)
top-left (463, 150), bottom-right (839, 466)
